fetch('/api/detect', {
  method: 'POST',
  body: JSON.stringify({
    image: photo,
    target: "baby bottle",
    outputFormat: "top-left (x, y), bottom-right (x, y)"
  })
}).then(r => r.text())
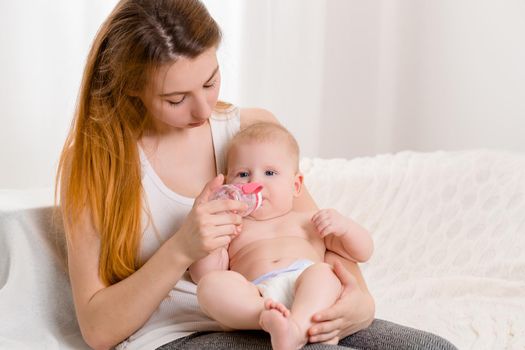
top-left (210, 182), bottom-right (263, 217)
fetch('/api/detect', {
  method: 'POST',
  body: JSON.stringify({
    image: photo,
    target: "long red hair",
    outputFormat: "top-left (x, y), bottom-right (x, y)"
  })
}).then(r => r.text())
top-left (56, 0), bottom-right (222, 285)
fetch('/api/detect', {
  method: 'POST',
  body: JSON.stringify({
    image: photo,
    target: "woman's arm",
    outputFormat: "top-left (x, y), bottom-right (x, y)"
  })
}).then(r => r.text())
top-left (294, 181), bottom-right (375, 342)
top-left (66, 175), bottom-right (244, 350)
top-left (309, 254), bottom-right (375, 342)
top-left (294, 185), bottom-right (375, 342)
top-left (67, 210), bottom-right (193, 350)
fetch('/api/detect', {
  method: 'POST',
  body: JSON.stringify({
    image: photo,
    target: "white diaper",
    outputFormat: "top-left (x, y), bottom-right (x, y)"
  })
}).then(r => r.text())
top-left (253, 259), bottom-right (314, 309)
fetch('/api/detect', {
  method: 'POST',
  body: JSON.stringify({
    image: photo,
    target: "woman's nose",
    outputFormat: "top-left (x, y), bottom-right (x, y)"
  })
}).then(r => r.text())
top-left (191, 92), bottom-right (212, 120)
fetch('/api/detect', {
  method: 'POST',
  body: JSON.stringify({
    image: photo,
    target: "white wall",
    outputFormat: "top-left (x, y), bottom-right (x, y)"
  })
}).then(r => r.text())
top-left (319, 0), bottom-right (525, 158)
top-left (212, 0), bottom-right (525, 160)
top-left (2, 0), bottom-right (525, 189)
top-left (0, 1), bottom-right (119, 190)
top-left (205, 1), bottom-right (327, 159)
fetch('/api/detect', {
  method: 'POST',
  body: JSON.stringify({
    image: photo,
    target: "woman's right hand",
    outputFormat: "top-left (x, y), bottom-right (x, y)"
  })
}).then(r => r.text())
top-left (176, 174), bottom-right (247, 263)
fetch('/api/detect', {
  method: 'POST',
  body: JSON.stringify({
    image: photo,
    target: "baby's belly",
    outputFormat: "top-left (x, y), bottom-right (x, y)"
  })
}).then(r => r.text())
top-left (229, 236), bottom-right (324, 281)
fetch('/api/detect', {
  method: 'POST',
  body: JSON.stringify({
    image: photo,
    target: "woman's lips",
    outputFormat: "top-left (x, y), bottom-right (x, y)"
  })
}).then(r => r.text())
top-left (189, 120), bottom-right (206, 127)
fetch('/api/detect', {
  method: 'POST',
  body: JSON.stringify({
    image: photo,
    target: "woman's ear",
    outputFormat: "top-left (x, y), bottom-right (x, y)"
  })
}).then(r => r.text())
top-left (127, 89), bottom-right (141, 98)
top-left (126, 81), bottom-right (146, 98)
top-left (293, 172), bottom-right (304, 197)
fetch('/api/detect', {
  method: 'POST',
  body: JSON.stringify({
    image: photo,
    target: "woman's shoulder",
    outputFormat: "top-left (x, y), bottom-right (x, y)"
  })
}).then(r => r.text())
top-left (212, 103), bottom-right (280, 128)
top-left (239, 107), bottom-right (279, 129)
top-left (211, 102), bottom-right (238, 121)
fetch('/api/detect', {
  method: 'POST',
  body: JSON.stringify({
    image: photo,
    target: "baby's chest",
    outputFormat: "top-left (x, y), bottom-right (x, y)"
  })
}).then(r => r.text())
top-left (229, 216), bottom-right (322, 254)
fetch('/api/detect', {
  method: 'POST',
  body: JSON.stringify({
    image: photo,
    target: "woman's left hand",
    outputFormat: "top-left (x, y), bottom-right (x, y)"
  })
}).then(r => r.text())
top-left (307, 259), bottom-right (375, 344)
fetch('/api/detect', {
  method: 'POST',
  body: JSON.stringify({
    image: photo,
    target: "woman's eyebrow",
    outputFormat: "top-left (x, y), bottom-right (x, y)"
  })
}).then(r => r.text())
top-left (159, 66), bottom-right (219, 97)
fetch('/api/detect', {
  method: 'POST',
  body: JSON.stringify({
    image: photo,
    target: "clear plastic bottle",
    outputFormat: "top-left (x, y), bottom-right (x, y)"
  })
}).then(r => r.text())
top-left (210, 182), bottom-right (263, 217)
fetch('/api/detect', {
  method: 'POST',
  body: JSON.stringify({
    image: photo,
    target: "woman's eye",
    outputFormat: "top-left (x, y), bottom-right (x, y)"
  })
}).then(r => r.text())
top-left (238, 172), bottom-right (249, 178)
top-left (204, 80), bottom-right (216, 89)
top-left (167, 97), bottom-right (185, 106)
top-left (265, 170), bottom-right (276, 176)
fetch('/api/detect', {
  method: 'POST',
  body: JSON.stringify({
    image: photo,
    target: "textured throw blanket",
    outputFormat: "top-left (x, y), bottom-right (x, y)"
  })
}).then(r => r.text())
top-left (303, 150), bottom-right (525, 349)
top-left (1, 150), bottom-right (524, 349)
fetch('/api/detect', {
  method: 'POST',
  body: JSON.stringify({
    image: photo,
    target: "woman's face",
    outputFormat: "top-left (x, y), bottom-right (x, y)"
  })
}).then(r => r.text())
top-left (140, 47), bottom-right (221, 132)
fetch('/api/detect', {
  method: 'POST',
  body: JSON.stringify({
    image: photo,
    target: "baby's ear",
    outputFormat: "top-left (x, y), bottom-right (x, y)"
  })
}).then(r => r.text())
top-left (293, 172), bottom-right (304, 196)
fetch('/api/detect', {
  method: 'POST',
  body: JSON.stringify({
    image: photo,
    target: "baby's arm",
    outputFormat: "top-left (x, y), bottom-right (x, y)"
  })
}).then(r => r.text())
top-left (312, 209), bottom-right (373, 263)
top-left (188, 248), bottom-right (229, 283)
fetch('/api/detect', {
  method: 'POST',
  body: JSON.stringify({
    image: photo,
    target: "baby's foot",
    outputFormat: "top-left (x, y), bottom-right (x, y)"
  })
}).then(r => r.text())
top-left (264, 299), bottom-right (290, 317)
top-left (259, 299), bottom-right (306, 350)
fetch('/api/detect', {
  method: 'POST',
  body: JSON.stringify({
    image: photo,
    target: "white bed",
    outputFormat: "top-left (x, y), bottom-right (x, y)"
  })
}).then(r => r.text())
top-left (1, 150), bottom-right (524, 349)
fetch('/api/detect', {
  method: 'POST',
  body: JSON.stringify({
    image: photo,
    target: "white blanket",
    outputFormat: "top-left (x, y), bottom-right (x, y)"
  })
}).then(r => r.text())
top-left (1, 150), bottom-right (524, 349)
top-left (302, 150), bottom-right (525, 349)
top-left (0, 205), bottom-right (88, 349)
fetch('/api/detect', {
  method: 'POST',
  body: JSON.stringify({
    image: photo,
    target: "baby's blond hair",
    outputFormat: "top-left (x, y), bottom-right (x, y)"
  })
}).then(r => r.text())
top-left (226, 122), bottom-right (300, 172)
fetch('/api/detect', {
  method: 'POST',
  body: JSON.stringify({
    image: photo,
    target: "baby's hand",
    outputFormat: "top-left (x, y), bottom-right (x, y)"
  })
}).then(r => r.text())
top-left (311, 208), bottom-right (349, 238)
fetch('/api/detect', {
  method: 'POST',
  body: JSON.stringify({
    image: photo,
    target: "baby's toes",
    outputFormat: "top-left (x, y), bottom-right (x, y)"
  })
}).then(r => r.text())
top-left (264, 298), bottom-right (275, 310)
top-left (274, 302), bottom-right (290, 317)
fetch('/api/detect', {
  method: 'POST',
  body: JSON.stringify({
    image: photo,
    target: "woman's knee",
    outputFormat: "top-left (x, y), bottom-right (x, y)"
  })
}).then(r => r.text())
top-left (339, 319), bottom-right (458, 350)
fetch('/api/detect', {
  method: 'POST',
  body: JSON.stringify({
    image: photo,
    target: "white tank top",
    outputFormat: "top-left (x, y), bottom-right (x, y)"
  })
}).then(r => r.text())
top-left (117, 106), bottom-right (241, 350)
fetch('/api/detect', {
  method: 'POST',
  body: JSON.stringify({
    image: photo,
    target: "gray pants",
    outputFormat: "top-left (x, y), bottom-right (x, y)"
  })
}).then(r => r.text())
top-left (157, 319), bottom-right (457, 350)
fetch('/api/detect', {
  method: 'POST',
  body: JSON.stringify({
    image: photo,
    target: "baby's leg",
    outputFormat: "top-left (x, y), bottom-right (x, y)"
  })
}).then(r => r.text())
top-left (259, 262), bottom-right (342, 350)
top-left (197, 270), bottom-right (264, 330)
top-left (292, 262), bottom-right (342, 343)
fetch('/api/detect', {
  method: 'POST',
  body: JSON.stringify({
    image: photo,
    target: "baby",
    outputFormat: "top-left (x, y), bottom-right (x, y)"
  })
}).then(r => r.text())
top-left (189, 122), bottom-right (373, 350)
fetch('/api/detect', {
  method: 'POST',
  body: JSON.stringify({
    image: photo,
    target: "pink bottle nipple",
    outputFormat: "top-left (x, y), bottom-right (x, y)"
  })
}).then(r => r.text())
top-left (240, 182), bottom-right (263, 195)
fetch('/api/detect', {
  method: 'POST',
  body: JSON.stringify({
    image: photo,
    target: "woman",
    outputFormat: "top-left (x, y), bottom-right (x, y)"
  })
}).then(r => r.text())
top-left (56, 0), bottom-right (456, 349)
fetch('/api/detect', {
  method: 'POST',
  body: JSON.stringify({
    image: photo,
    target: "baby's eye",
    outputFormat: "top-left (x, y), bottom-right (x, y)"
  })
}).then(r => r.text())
top-left (265, 170), bottom-right (276, 176)
top-left (238, 171), bottom-right (249, 178)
